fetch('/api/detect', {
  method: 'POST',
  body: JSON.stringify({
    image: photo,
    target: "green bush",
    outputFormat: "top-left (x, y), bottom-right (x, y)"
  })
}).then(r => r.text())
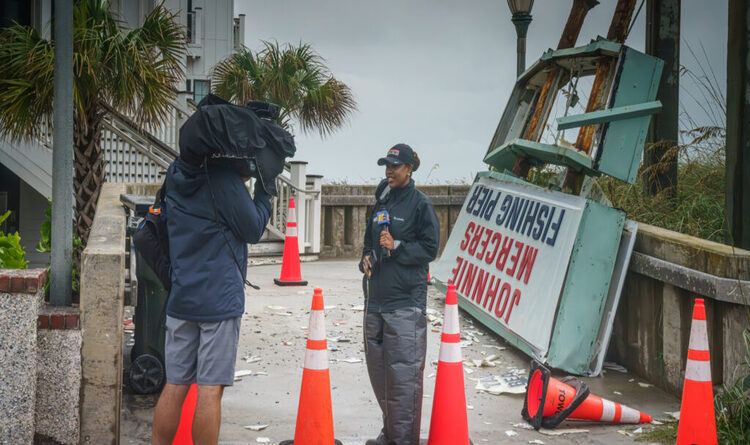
top-left (0, 210), bottom-right (27, 269)
top-left (715, 329), bottom-right (750, 444)
top-left (597, 126), bottom-right (726, 243)
top-left (36, 204), bottom-right (82, 293)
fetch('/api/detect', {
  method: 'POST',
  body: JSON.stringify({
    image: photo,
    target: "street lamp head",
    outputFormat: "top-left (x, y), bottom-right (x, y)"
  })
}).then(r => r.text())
top-left (507, 0), bottom-right (534, 15)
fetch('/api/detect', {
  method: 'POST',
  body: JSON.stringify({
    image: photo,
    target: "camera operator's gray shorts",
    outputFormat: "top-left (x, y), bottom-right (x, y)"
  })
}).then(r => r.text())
top-left (165, 315), bottom-right (241, 387)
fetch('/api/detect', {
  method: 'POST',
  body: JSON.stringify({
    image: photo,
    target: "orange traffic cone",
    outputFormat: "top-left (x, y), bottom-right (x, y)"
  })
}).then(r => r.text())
top-left (173, 383), bottom-right (197, 444)
top-left (522, 360), bottom-right (652, 429)
top-left (427, 281), bottom-right (471, 445)
top-left (676, 298), bottom-right (717, 445)
top-left (274, 198), bottom-right (308, 286)
top-left (280, 289), bottom-right (342, 445)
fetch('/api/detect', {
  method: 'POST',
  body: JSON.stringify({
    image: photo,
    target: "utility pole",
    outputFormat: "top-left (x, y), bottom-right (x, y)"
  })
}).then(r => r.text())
top-left (643, 0), bottom-right (680, 196)
top-left (50, 0), bottom-right (74, 305)
top-left (727, 0), bottom-right (750, 250)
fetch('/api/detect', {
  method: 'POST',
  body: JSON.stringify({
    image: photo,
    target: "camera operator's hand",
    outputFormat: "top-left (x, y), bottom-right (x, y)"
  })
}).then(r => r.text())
top-left (362, 255), bottom-right (373, 279)
top-left (380, 231), bottom-right (395, 251)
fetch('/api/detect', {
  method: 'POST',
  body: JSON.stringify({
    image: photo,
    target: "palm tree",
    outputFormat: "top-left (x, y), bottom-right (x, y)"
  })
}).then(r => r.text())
top-left (0, 0), bottom-right (184, 244)
top-left (212, 41), bottom-right (356, 137)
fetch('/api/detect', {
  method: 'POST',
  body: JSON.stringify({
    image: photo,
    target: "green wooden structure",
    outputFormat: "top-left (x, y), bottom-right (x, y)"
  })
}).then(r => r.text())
top-left (433, 39), bottom-right (665, 375)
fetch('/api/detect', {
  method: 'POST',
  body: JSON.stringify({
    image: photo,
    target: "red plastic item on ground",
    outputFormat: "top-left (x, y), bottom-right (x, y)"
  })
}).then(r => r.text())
top-left (274, 198), bottom-right (308, 286)
top-left (676, 298), bottom-right (718, 445)
top-left (426, 281), bottom-right (471, 445)
top-left (173, 383), bottom-right (197, 444)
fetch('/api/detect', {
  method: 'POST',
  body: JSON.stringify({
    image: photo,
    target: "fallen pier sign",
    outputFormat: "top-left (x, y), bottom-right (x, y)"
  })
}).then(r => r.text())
top-left (443, 175), bottom-right (585, 359)
top-left (433, 172), bottom-right (630, 376)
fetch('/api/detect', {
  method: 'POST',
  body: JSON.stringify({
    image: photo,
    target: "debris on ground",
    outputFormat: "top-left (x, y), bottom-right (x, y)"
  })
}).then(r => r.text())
top-left (266, 305), bottom-right (287, 311)
top-left (638, 382), bottom-right (653, 388)
top-left (340, 357), bottom-right (362, 364)
top-left (255, 438), bottom-right (270, 443)
top-left (505, 430), bottom-right (518, 437)
top-left (282, 341), bottom-right (294, 346)
top-left (243, 354), bottom-right (262, 364)
top-left (538, 428), bottom-right (589, 436)
top-left (603, 362), bottom-right (628, 373)
top-left (327, 335), bottom-right (351, 343)
top-left (475, 372), bottom-right (528, 395)
top-left (467, 354), bottom-right (499, 368)
top-left (123, 319), bottom-right (134, 331)
top-left (333, 320), bottom-right (347, 326)
top-left (482, 344), bottom-right (507, 351)
top-left (528, 440), bottom-right (545, 444)
top-left (351, 305), bottom-right (365, 311)
top-left (234, 370), bottom-right (254, 381)
top-left (243, 424), bottom-right (268, 431)
top-left (613, 391), bottom-right (623, 395)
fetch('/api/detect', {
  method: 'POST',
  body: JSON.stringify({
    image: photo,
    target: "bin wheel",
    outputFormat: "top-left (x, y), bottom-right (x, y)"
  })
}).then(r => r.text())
top-left (130, 354), bottom-right (165, 394)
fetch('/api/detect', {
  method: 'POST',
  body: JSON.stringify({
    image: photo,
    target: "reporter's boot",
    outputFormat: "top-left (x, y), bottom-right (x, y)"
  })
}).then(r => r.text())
top-left (365, 431), bottom-right (388, 445)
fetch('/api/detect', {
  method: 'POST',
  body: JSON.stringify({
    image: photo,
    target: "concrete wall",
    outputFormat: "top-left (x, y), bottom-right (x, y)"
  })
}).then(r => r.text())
top-left (611, 223), bottom-right (750, 396)
top-left (320, 184), bottom-right (470, 259)
top-left (0, 269), bottom-right (45, 444)
top-left (36, 309), bottom-right (82, 445)
top-left (80, 183), bottom-right (127, 445)
top-left (0, 268), bottom-right (83, 445)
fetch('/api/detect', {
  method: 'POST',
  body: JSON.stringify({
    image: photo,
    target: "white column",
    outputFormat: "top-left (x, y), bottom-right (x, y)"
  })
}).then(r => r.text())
top-left (289, 161), bottom-right (308, 254)
top-left (238, 14), bottom-right (246, 48)
top-left (194, 7), bottom-right (203, 47)
top-left (307, 174), bottom-right (323, 254)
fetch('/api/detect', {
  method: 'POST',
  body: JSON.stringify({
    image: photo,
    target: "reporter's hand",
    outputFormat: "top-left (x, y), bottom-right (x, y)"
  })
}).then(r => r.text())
top-left (380, 231), bottom-right (395, 251)
top-left (362, 255), bottom-right (373, 278)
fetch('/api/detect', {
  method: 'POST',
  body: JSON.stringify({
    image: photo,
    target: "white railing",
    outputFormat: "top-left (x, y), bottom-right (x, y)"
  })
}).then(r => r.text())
top-left (266, 162), bottom-right (321, 254)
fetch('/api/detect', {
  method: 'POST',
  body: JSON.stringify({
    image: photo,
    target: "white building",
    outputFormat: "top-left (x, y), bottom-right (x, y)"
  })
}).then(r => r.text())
top-left (0, 0), bottom-right (245, 266)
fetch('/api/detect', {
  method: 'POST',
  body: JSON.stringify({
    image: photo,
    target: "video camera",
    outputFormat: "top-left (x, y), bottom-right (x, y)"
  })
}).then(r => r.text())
top-left (178, 94), bottom-right (296, 195)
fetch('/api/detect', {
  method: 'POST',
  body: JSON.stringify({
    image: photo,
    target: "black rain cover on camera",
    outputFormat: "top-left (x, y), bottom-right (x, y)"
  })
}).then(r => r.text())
top-left (178, 94), bottom-right (296, 195)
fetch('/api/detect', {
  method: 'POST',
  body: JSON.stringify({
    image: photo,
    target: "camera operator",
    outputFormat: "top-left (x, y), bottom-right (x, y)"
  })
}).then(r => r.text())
top-left (151, 157), bottom-right (271, 445)
top-left (360, 143), bottom-right (440, 445)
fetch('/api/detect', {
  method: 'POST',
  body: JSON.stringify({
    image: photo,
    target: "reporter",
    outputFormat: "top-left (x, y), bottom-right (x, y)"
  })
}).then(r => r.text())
top-left (360, 143), bottom-right (440, 445)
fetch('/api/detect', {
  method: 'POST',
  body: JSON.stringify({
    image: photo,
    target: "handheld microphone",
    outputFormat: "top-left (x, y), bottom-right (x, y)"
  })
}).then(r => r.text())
top-left (376, 210), bottom-right (391, 258)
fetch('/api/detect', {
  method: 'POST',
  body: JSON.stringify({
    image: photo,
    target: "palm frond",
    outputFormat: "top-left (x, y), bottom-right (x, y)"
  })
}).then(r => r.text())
top-left (0, 24), bottom-right (54, 141)
top-left (299, 76), bottom-right (357, 137)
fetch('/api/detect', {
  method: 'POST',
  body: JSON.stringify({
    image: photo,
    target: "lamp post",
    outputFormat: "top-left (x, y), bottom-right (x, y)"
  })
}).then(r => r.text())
top-left (508, 0), bottom-right (534, 77)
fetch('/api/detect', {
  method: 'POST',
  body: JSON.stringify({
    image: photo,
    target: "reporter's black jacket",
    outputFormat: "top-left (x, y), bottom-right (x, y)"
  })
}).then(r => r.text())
top-left (360, 179), bottom-right (440, 313)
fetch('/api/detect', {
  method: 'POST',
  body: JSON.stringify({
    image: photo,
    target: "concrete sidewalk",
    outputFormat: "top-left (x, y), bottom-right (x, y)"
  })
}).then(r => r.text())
top-left (121, 260), bottom-right (679, 444)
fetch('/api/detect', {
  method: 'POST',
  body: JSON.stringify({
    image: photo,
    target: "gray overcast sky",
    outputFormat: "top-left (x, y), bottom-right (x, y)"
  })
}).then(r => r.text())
top-left (235, 0), bottom-right (728, 183)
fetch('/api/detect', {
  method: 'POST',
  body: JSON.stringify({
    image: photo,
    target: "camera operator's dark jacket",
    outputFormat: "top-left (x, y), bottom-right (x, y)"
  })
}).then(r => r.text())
top-left (165, 158), bottom-right (271, 322)
top-left (360, 179), bottom-right (440, 312)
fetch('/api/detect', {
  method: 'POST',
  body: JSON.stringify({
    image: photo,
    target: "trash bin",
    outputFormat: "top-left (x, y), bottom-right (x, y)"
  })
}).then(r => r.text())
top-left (122, 194), bottom-right (168, 395)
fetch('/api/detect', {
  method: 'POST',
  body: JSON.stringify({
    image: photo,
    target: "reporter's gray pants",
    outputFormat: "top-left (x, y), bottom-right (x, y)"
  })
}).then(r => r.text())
top-left (364, 307), bottom-right (428, 445)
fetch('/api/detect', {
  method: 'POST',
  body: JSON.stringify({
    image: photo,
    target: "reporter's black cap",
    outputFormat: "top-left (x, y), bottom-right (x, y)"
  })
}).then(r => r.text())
top-left (377, 143), bottom-right (418, 171)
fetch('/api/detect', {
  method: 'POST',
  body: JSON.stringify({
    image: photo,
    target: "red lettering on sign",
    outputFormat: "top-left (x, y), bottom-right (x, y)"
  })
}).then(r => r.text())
top-left (505, 240), bottom-right (524, 278)
top-left (476, 228), bottom-right (493, 261)
top-left (460, 222), bottom-right (475, 251)
top-left (455, 257), bottom-right (468, 290)
top-left (485, 231), bottom-right (502, 265)
top-left (495, 235), bottom-right (514, 272)
top-left (472, 269), bottom-right (489, 303)
top-left (460, 263), bottom-right (477, 295)
top-left (495, 282), bottom-right (512, 319)
top-left (516, 245), bottom-right (538, 284)
top-left (505, 289), bottom-right (521, 324)
top-left (468, 225), bottom-right (484, 256)
top-left (451, 256), bottom-right (464, 284)
top-left (482, 275), bottom-right (500, 311)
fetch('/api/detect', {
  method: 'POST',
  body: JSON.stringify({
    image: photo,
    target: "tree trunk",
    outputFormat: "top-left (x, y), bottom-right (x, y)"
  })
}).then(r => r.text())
top-left (73, 110), bottom-right (105, 247)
